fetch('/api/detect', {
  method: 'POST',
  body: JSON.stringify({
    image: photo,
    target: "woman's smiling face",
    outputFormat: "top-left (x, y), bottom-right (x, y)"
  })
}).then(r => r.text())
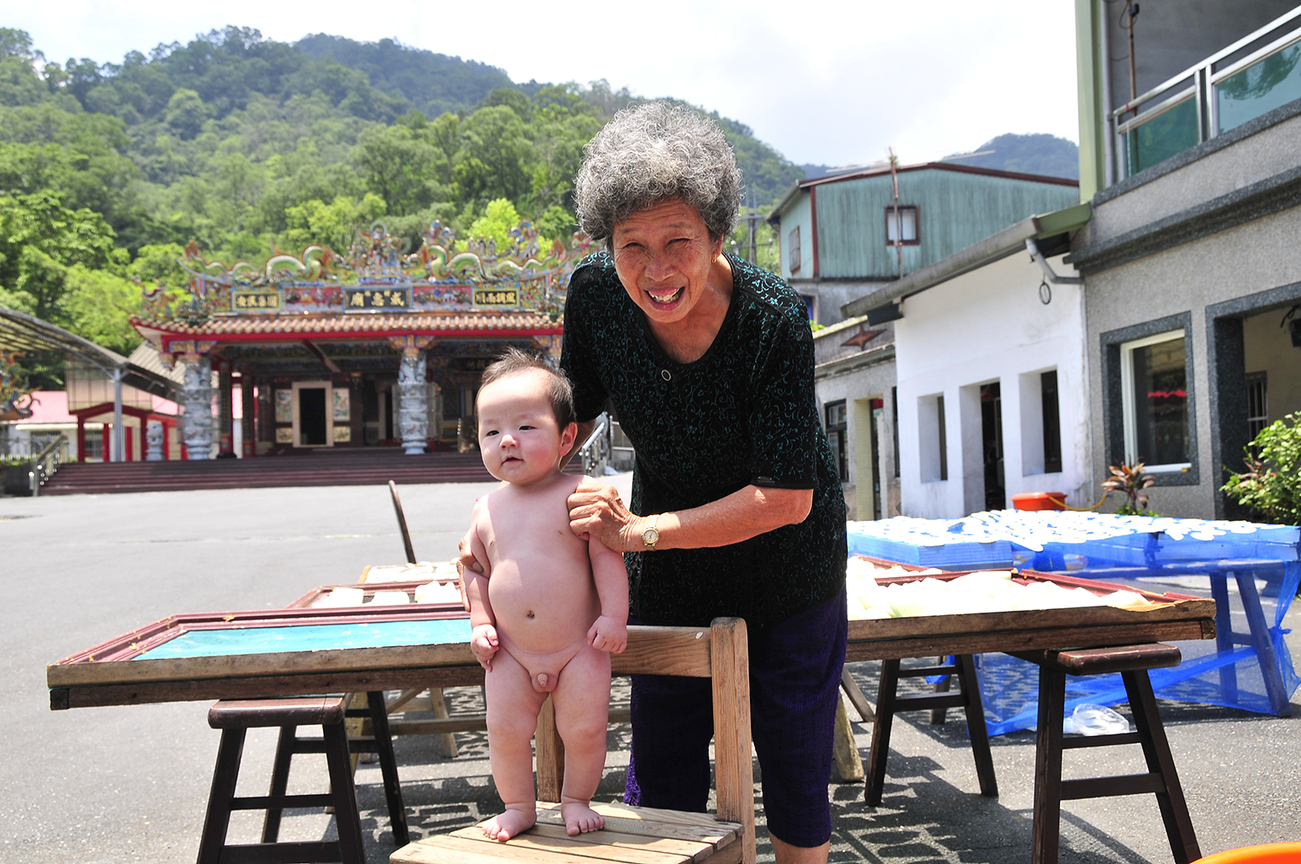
top-left (610, 199), bottom-right (724, 329)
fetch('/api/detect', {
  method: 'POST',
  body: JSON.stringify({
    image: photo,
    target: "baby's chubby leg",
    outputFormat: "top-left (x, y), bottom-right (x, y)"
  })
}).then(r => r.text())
top-left (552, 644), bottom-right (614, 835)
top-left (482, 648), bottom-right (549, 841)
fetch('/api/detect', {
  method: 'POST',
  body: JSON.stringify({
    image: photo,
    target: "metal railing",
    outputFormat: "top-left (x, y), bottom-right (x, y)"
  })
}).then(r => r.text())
top-left (579, 413), bottom-right (612, 477)
top-left (28, 434), bottom-right (69, 497)
top-left (578, 413), bottom-right (637, 477)
top-left (1111, 7), bottom-right (1301, 180)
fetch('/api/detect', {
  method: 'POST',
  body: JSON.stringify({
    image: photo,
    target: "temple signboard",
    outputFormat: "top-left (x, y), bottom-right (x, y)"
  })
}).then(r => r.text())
top-left (343, 287), bottom-right (412, 311)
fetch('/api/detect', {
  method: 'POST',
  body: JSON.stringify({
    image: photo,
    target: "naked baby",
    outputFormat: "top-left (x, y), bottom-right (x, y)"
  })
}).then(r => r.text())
top-left (461, 348), bottom-right (629, 841)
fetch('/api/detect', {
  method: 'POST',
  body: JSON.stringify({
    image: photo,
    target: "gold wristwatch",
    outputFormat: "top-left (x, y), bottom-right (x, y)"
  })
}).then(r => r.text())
top-left (641, 514), bottom-right (661, 550)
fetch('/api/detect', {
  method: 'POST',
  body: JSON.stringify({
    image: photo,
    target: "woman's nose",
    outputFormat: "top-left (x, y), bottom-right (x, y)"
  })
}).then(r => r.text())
top-left (645, 251), bottom-right (675, 280)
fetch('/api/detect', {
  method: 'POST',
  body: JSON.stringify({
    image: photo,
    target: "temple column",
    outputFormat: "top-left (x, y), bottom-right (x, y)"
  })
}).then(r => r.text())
top-left (180, 352), bottom-right (214, 460)
top-left (390, 336), bottom-right (434, 455)
top-left (217, 360), bottom-right (233, 456)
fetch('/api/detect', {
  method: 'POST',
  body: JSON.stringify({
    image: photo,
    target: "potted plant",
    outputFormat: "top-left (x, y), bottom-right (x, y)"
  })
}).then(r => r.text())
top-left (1102, 460), bottom-right (1157, 516)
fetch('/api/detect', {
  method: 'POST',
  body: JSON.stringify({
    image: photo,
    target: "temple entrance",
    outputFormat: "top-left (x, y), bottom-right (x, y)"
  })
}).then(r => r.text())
top-left (292, 382), bottom-right (331, 447)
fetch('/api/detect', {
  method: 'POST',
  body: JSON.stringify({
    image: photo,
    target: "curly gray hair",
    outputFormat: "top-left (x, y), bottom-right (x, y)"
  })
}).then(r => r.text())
top-left (574, 101), bottom-right (743, 243)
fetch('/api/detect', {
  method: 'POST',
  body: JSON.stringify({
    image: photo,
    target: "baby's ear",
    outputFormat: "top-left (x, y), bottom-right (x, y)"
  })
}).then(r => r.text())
top-left (559, 421), bottom-right (578, 452)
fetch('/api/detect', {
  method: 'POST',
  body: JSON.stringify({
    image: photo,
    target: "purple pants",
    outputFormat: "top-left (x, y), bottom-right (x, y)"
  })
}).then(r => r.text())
top-left (622, 588), bottom-right (848, 848)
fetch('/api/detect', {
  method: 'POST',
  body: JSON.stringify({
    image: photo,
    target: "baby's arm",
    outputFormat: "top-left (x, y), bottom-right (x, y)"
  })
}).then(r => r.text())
top-left (586, 533), bottom-right (628, 654)
top-left (462, 503), bottom-right (498, 670)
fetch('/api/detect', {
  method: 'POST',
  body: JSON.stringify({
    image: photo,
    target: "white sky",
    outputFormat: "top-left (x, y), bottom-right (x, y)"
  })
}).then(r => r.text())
top-left (6, 0), bottom-right (1081, 168)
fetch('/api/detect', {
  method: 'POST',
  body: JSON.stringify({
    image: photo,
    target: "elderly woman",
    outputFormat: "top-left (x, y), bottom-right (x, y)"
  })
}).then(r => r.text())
top-left (562, 101), bottom-right (847, 864)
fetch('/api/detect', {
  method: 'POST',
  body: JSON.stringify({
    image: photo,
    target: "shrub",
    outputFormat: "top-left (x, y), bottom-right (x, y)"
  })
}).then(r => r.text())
top-left (1221, 412), bottom-right (1301, 525)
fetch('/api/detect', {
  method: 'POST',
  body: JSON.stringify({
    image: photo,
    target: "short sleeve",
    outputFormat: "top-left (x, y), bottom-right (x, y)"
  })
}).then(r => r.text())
top-left (746, 316), bottom-right (820, 489)
top-left (559, 265), bottom-right (610, 423)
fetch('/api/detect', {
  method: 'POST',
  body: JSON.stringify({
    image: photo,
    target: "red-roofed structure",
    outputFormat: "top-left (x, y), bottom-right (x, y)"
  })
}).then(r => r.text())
top-left (130, 221), bottom-right (579, 458)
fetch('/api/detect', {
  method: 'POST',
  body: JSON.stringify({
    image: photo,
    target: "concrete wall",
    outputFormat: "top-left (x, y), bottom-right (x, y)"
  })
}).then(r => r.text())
top-left (1078, 106), bottom-right (1301, 518)
top-left (895, 251), bottom-right (1092, 519)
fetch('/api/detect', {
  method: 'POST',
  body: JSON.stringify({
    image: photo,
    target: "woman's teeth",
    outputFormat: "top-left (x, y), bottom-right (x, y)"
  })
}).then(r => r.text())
top-left (650, 287), bottom-right (683, 304)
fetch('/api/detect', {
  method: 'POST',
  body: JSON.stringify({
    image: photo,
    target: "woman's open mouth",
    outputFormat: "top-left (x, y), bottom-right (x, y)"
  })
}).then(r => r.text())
top-left (647, 286), bottom-right (684, 307)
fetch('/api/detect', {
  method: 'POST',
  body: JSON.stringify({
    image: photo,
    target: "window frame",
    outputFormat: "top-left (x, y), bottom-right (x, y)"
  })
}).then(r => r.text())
top-left (1101, 313), bottom-right (1198, 487)
top-left (788, 226), bottom-right (801, 274)
top-left (1119, 329), bottom-right (1192, 473)
top-left (884, 205), bottom-right (920, 246)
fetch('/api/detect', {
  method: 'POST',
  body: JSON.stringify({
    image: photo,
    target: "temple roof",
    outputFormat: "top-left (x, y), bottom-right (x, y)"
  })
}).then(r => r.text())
top-left (133, 310), bottom-right (562, 345)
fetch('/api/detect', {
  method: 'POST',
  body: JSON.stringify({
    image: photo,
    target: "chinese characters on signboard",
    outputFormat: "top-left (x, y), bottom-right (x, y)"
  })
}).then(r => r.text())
top-left (472, 288), bottom-right (518, 306)
top-left (233, 292), bottom-right (281, 311)
top-left (343, 288), bottom-right (412, 310)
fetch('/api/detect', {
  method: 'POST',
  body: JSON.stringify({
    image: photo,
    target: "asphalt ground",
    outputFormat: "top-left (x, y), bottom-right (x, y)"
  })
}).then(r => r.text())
top-left (2, 480), bottom-right (1298, 863)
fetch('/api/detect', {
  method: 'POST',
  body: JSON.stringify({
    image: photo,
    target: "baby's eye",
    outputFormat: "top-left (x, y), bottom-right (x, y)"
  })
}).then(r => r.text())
top-left (519, 424), bottom-right (534, 431)
top-left (483, 429), bottom-right (499, 437)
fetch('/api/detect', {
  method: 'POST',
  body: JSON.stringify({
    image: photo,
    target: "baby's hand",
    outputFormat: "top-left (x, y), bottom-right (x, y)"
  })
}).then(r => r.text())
top-left (471, 623), bottom-right (499, 671)
top-left (587, 615), bottom-right (627, 654)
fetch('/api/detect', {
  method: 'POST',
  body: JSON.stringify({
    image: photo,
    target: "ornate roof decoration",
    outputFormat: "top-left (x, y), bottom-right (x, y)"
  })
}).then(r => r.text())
top-left (138, 220), bottom-right (594, 328)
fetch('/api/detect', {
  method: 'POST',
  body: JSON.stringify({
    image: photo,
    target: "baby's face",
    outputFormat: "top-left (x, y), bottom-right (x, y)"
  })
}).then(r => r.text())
top-left (476, 369), bottom-right (570, 486)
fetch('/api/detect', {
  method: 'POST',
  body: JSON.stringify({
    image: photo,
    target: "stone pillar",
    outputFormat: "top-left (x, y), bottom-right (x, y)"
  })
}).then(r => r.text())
top-left (145, 420), bottom-right (164, 461)
top-left (217, 360), bottom-right (233, 456)
top-left (180, 352), bottom-right (213, 460)
top-left (397, 346), bottom-right (428, 454)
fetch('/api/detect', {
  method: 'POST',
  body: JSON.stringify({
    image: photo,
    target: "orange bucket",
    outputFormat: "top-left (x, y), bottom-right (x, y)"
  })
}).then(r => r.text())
top-left (1011, 492), bottom-right (1067, 511)
top-left (1195, 843), bottom-right (1301, 863)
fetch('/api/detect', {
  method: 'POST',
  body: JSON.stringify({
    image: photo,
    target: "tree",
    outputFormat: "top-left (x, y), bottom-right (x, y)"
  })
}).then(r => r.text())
top-left (282, 193), bottom-right (386, 252)
top-left (164, 88), bottom-right (211, 139)
top-left (0, 192), bottom-right (122, 324)
top-left (352, 123), bottom-right (444, 215)
top-left (454, 105), bottom-right (531, 207)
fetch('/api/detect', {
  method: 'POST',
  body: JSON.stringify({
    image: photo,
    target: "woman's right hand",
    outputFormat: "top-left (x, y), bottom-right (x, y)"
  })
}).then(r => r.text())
top-left (568, 477), bottom-right (641, 552)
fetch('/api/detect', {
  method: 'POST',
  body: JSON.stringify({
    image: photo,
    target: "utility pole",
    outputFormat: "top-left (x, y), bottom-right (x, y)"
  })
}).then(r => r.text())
top-left (889, 148), bottom-right (903, 278)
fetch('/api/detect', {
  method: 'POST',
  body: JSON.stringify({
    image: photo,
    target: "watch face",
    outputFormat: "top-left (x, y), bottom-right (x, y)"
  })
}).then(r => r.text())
top-left (643, 526), bottom-right (659, 547)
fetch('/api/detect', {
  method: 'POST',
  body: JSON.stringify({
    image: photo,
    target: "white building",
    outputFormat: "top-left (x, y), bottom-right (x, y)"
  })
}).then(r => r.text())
top-left (844, 207), bottom-right (1093, 518)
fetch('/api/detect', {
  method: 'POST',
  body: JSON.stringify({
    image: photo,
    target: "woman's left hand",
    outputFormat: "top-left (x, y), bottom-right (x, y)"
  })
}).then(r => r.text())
top-left (568, 478), bottom-right (641, 552)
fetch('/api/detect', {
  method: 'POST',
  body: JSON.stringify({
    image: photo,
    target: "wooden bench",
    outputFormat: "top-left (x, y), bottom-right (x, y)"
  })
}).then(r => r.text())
top-left (391, 617), bottom-right (756, 864)
top-left (1012, 643), bottom-right (1201, 864)
top-left (197, 692), bottom-right (407, 864)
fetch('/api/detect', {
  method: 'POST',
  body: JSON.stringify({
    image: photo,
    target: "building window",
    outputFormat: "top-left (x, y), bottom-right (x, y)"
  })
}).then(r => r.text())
top-left (1246, 372), bottom-right (1268, 441)
top-left (788, 226), bottom-right (801, 273)
top-left (825, 400), bottom-right (848, 482)
top-left (1121, 330), bottom-right (1190, 471)
top-left (885, 206), bottom-right (919, 245)
top-left (1041, 370), bottom-right (1062, 474)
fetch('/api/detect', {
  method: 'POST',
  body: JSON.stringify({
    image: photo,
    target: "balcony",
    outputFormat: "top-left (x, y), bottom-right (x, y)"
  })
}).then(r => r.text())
top-left (1112, 6), bottom-right (1301, 179)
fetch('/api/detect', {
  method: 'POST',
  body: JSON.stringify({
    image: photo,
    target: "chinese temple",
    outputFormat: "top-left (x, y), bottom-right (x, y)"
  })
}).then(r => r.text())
top-left (131, 220), bottom-right (582, 459)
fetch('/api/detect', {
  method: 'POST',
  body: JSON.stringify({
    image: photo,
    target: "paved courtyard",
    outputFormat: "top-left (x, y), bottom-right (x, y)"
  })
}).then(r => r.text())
top-left (2, 481), bottom-right (1298, 863)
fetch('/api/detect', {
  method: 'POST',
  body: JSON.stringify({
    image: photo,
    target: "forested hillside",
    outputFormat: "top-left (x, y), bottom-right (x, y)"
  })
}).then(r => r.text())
top-left (0, 25), bottom-right (805, 385)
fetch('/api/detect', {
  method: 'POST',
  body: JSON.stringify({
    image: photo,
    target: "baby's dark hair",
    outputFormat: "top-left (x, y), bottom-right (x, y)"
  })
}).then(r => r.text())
top-left (477, 347), bottom-right (577, 430)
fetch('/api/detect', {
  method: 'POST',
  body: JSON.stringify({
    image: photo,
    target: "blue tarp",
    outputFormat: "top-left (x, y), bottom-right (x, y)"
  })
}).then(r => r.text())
top-left (847, 512), bottom-right (1300, 732)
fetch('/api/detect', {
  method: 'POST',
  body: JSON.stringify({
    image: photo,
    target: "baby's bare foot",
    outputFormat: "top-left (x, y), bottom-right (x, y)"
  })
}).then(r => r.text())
top-left (481, 806), bottom-right (537, 842)
top-left (561, 801), bottom-right (604, 836)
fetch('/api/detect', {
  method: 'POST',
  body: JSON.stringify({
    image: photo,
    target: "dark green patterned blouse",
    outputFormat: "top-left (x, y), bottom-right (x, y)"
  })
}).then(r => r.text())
top-left (560, 251), bottom-right (847, 630)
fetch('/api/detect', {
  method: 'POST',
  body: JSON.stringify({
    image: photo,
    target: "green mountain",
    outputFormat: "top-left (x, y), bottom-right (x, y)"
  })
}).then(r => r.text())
top-left (943, 133), bottom-right (1079, 180)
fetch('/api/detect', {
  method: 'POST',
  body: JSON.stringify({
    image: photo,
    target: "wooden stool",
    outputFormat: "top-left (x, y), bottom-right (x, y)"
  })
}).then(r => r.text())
top-left (391, 618), bottom-right (756, 864)
top-left (865, 654), bottom-right (997, 805)
top-left (198, 692), bottom-right (407, 864)
top-left (1013, 644), bottom-right (1200, 864)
